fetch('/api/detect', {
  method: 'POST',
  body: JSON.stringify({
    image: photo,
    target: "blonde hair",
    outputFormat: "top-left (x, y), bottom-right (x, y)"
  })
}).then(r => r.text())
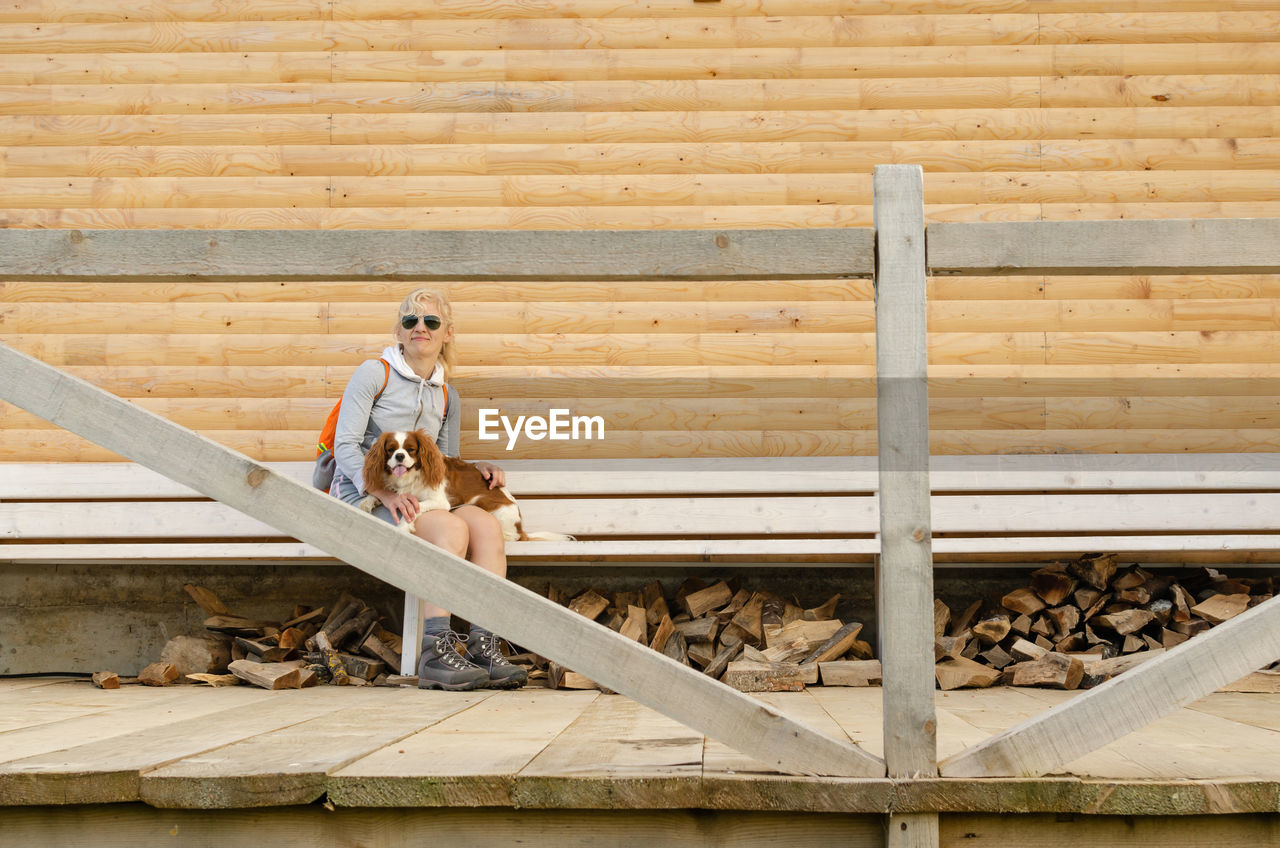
top-left (395, 288), bottom-right (456, 378)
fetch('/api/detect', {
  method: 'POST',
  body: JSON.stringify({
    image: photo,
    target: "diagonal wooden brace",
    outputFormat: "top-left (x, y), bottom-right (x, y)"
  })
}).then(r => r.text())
top-left (941, 592), bottom-right (1280, 777)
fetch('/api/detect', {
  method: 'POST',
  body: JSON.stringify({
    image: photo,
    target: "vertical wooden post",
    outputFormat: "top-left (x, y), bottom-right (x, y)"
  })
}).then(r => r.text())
top-left (873, 164), bottom-right (938, 847)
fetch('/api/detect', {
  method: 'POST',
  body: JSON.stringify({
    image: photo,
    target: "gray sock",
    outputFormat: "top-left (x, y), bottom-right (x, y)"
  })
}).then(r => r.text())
top-left (422, 616), bottom-right (452, 645)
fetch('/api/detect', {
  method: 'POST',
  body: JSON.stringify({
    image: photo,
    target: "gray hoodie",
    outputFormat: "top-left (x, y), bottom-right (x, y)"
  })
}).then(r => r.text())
top-left (333, 344), bottom-right (460, 495)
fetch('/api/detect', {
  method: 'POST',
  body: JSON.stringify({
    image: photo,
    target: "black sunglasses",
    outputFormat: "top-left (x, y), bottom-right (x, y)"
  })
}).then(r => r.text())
top-left (400, 314), bottom-right (442, 331)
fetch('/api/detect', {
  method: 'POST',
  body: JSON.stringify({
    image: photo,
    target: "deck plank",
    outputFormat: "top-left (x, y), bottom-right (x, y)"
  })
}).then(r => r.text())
top-left (934, 686), bottom-right (1155, 778)
top-left (807, 686), bottom-right (886, 759)
top-left (0, 685), bottom-right (252, 765)
top-left (329, 688), bottom-right (599, 807)
top-left (139, 687), bottom-right (493, 808)
top-left (703, 690), bottom-right (855, 776)
top-left (0, 685), bottom-right (368, 804)
top-left (515, 693), bottom-right (704, 808)
top-left (1017, 687), bottom-right (1280, 780)
top-left (1187, 692), bottom-right (1280, 733)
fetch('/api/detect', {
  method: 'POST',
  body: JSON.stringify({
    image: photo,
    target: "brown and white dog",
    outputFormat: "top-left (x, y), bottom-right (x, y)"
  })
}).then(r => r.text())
top-left (359, 430), bottom-right (572, 542)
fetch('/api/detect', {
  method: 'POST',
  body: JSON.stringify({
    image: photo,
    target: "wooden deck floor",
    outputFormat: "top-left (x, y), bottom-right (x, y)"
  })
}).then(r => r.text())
top-left (2, 677), bottom-right (1279, 818)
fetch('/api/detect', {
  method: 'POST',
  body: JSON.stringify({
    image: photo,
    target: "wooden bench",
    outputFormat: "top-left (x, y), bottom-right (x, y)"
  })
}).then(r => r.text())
top-left (5, 454), bottom-right (1279, 673)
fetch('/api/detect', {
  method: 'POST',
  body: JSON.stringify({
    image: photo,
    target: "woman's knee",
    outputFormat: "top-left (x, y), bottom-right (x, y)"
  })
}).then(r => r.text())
top-left (457, 507), bottom-right (504, 552)
top-left (412, 511), bottom-right (469, 555)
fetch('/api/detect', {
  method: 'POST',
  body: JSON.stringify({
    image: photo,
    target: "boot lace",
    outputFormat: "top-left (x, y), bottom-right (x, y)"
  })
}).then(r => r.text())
top-left (475, 634), bottom-right (514, 666)
top-left (430, 631), bottom-right (477, 671)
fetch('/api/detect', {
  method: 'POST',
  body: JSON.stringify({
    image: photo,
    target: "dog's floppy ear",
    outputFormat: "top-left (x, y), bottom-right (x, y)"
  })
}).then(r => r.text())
top-left (363, 432), bottom-right (391, 489)
top-left (409, 430), bottom-right (446, 486)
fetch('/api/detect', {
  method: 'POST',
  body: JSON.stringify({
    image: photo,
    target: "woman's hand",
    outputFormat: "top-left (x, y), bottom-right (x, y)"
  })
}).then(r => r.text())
top-left (473, 461), bottom-right (505, 489)
top-left (372, 488), bottom-right (420, 524)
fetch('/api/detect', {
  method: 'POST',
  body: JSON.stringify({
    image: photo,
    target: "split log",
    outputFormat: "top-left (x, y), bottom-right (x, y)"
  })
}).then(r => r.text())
top-left (720, 592), bottom-right (765, 647)
top-left (160, 634), bottom-right (231, 676)
top-left (1190, 593), bottom-right (1251, 624)
top-left (1079, 648), bottom-right (1165, 687)
top-left (933, 599), bottom-right (951, 637)
top-left (645, 595), bottom-right (670, 627)
top-left (1069, 553), bottom-right (1118, 591)
top-left (649, 614), bottom-right (675, 654)
top-left (682, 580), bottom-right (732, 618)
top-left (1093, 609), bottom-right (1156, 636)
top-left (1001, 587), bottom-right (1046, 616)
top-left (948, 599), bottom-right (983, 637)
top-left (979, 644), bottom-right (1014, 670)
top-left (186, 673), bottom-right (240, 687)
top-left (935, 656), bottom-right (1000, 690)
top-left (763, 618), bottom-right (843, 650)
top-left (204, 615), bottom-right (275, 637)
top-left (137, 662), bottom-right (180, 687)
top-left (820, 660), bottom-right (882, 687)
top-left (662, 630), bottom-right (689, 665)
top-left (228, 659), bottom-right (314, 690)
top-left (1010, 652), bottom-right (1083, 690)
top-left (799, 621), bottom-right (864, 665)
top-left (1031, 564), bottom-right (1077, 606)
top-left (567, 589), bottom-right (609, 621)
top-left (673, 616), bottom-right (718, 644)
top-left (1009, 638), bottom-right (1048, 662)
top-left (91, 671), bottom-right (120, 689)
top-left (1043, 605), bottom-right (1080, 639)
top-left (686, 640), bottom-right (717, 668)
top-left (722, 660), bottom-right (815, 692)
top-left (759, 638), bottom-right (811, 664)
top-left (702, 642), bottom-right (742, 680)
top-left (803, 593), bottom-right (841, 621)
top-left (935, 632), bottom-right (969, 662)
top-left (972, 615), bottom-right (1011, 646)
top-left (619, 605), bottom-right (647, 642)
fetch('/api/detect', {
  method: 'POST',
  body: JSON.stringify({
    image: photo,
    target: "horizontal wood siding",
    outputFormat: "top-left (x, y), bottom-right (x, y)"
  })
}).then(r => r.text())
top-left (1, 0), bottom-right (1278, 459)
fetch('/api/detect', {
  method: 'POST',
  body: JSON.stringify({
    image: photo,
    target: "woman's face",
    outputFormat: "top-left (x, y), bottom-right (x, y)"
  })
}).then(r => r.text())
top-left (397, 299), bottom-right (453, 362)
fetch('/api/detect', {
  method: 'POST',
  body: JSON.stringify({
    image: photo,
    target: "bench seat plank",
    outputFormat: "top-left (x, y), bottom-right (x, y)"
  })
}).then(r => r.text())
top-left (5, 454), bottom-right (1280, 499)
top-left (5, 492), bottom-right (1279, 541)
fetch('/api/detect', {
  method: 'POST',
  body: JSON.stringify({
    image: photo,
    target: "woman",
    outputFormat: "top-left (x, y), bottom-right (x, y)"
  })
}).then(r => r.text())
top-left (330, 288), bottom-right (525, 691)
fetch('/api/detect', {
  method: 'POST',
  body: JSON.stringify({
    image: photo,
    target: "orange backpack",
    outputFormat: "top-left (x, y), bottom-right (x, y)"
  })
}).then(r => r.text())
top-left (312, 358), bottom-right (448, 490)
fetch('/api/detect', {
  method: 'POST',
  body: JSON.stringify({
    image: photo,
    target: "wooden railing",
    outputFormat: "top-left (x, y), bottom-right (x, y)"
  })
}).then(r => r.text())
top-left (2, 166), bottom-right (1280, 848)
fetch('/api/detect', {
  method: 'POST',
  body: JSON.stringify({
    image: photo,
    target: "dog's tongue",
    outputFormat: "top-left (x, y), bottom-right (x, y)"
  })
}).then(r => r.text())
top-left (392, 466), bottom-right (407, 477)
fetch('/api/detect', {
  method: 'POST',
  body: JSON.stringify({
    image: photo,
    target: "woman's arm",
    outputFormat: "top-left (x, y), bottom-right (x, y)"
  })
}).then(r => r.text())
top-left (333, 359), bottom-right (387, 494)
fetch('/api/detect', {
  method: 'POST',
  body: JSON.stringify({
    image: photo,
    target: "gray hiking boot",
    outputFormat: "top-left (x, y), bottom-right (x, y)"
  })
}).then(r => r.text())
top-left (464, 633), bottom-right (528, 690)
top-left (417, 631), bottom-right (488, 691)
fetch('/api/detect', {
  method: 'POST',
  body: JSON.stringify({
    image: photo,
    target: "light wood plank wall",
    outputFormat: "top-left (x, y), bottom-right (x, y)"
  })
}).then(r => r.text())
top-left (2, 0), bottom-right (1279, 460)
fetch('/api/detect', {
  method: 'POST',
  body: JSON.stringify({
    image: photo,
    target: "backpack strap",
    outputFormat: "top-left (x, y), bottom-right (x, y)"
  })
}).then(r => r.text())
top-left (374, 358), bottom-right (390, 403)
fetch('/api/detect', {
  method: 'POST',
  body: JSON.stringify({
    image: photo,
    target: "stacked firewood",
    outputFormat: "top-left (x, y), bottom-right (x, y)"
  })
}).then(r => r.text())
top-left (91, 584), bottom-right (403, 690)
top-left (934, 556), bottom-right (1276, 691)
top-left (535, 578), bottom-right (881, 692)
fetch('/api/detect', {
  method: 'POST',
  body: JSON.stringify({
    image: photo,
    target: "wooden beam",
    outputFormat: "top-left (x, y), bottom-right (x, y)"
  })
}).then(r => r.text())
top-left (0, 341), bottom-right (883, 779)
top-left (873, 164), bottom-right (938, 782)
top-left (0, 228), bottom-right (874, 282)
top-left (939, 594), bottom-right (1280, 778)
top-left (928, 218), bottom-right (1280, 276)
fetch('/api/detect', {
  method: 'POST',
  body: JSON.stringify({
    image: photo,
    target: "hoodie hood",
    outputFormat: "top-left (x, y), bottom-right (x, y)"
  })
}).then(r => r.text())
top-left (382, 344), bottom-right (444, 386)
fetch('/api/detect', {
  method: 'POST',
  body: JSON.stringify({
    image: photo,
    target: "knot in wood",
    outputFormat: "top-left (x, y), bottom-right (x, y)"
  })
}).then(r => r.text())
top-left (911, 526), bottom-right (926, 542)
top-left (714, 234), bottom-right (730, 249)
top-left (246, 467), bottom-right (269, 488)
top-left (69, 230), bottom-right (84, 244)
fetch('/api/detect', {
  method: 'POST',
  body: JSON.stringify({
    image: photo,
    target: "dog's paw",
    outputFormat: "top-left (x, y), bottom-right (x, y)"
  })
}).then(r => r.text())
top-left (357, 495), bottom-right (379, 513)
